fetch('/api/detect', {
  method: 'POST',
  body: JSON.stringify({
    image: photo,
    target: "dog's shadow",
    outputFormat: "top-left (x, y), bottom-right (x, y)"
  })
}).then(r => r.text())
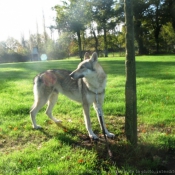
top-left (38, 122), bottom-right (106, 150)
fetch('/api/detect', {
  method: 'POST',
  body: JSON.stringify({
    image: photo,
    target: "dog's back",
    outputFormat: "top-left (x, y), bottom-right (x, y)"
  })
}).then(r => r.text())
top-left (33, 69), bottom-right (84, 103)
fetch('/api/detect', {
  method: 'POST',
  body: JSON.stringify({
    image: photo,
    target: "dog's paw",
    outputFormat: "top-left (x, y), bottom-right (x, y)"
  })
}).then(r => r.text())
top-left (33, 125), bottom-right (42, 129)
top-left (106, 132), bottom-right (115, 139)
top-left (89, 134), bottom-right (99, 140)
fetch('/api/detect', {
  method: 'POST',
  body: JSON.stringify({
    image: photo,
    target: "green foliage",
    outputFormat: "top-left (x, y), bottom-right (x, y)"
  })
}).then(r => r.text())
top-left (133, 0), bottom-right (175, 54)
top-left (53, 0), bottom-right (175, 56)
top-left (0, 52), bottom-right (30, 63)
top-left (54, 0), bottom-right (92, 59)
top-left (91, 0), bottom-right (121, 56)
top-left (55, 0), bottom-right (89, 33)
top-left (160, 22), bottom-right (175, 52)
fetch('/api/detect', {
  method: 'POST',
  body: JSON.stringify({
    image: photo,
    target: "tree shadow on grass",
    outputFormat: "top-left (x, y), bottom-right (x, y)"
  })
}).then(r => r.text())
top-left (38, 123), bottom-right (175, 174)
top-left (3, 106), bottom-right (30, 116)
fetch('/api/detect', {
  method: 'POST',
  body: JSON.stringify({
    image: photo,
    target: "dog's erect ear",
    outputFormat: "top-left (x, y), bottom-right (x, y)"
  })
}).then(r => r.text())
top-left (90, 52), bottom-right (98, 62)
top-left (84, 52), bottom-right (90, 60)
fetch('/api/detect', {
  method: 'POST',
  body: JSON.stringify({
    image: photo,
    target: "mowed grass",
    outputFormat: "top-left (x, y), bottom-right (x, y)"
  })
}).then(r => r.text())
top-left (0, 55), bottom-right (175, 174)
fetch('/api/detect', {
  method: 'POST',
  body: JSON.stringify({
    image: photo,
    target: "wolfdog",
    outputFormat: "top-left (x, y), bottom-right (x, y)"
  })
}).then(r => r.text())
top-left (30, 52), bottom-right (114, 139)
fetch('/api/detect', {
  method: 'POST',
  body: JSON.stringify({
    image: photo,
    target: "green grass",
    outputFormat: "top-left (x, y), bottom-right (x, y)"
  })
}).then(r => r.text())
top-left (0, 55), bottom-right (175, 174)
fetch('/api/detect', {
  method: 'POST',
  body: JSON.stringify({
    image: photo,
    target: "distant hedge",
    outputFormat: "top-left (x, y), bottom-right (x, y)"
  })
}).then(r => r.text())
top-left (0, 52), bottom-right (30, 63)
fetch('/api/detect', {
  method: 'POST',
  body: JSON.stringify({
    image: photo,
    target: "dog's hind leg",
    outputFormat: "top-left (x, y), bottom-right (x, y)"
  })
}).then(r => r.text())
top-left (46, 92), bottom-right (61, 123)
top-left (93, 102), bottom-right (115, 138)
top-left (83, 104), bottom-right (98, 140)
top-left (30, 96), bottom-right (48, 129)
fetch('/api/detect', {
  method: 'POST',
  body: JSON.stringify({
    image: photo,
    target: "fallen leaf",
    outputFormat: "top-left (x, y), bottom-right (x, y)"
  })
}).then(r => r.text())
top-left (78, 159), bottom-right (84, 163)
top-left (63, 129), bottom-right (68, 132)
top-left (79, 120), bottom-right (84, 123)
top-left (160, 123), bottom-right (164, 127)
top-left (47, 121), bottom-right (52, 124)
top-left (166, 128), bottom-right (171, 135)
top-left (14, 127), bottom-right (18, 131)
top-left (142, 129), bottom-right (146, 133)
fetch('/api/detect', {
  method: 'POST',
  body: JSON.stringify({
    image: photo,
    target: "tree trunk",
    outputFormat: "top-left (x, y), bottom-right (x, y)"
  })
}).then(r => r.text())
top-left (92, 30), bottom-right (98, 54)
top-left (124, 0), bottom-right (137, 145)
top-left (104, 27), bottom-right (108, 57)
top-left (77, 30), bottom-right (82, 61)
top-left (135, 21), bottom-right (148, 55)
top-left (154, 26), bottom-right (161, 54)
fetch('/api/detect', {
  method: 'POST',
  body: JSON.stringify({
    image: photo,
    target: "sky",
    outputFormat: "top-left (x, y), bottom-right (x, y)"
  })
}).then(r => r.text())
top-left (0, 0), bottom-right (60, 42)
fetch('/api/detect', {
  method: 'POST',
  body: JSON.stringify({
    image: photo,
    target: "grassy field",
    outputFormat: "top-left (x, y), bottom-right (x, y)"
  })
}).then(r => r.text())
top-left (0, 55), bottom-right (175, 174)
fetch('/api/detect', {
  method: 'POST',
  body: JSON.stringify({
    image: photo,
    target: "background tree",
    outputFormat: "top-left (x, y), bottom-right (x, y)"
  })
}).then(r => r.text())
top-left (57, 32), bottom-right (73, 58)
top-left (91, 0), bottom-right (119, 57)
top-left (54, 0), bottom-right (90, 60)
top-left (132, 0), bottom-right (175, 54)
top-left (20, 33), bottom-right (30, 55)
top-left (159, 22), bottom-right (175, 52)
top-left (133, 0), bottom-right (150, 54)
top-left (142, 0), bottom-right (169, 53)
top-left (164, 0), bottom-right (175, 31)
top-left (117, 26), bottom-right (126, 56)
top-left (89, 23), bottom-right (99, 53)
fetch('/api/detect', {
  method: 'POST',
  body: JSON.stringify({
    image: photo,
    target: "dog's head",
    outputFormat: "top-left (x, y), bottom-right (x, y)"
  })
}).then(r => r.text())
top-left (69, 52), bottom-right (98, 80)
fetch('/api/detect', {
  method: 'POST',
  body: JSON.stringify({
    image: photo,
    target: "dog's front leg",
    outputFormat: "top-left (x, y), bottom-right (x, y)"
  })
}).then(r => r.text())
top-left (83, 104), bottom-right (98, 140)
top-left (93, 103), bottom-right (115, 138)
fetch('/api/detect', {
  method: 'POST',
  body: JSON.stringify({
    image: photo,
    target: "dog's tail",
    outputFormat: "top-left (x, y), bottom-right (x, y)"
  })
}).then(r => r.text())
top-left (31, 71), bottom-right (57, 110)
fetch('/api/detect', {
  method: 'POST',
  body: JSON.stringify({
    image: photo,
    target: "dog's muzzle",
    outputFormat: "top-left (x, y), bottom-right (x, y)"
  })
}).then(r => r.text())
top-left (69, 72), bottom-right (84, 80)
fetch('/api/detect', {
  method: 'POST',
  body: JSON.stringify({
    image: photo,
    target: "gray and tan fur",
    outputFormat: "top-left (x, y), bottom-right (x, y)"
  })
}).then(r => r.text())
top-left (30, 52), bottom-right (114, 139)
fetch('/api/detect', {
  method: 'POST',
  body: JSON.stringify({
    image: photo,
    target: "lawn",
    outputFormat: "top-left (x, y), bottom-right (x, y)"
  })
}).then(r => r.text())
top-left (0, 55), bottom-right (175, 174)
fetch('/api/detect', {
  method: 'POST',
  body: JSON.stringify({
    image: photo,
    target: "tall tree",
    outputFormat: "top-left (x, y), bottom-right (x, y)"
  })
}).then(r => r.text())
top-left (5, 37), bottom-right (20, 52)
top-left (42, 11), bottom-right (48, 43)
top-left (89, 22), bottom-right (99, 53)
top-left (91, 0), bottom-right (118, 57)
top-left (54, 0), bottom-right (90, 60)
top-left (164, 0), bottom-right (175, 31)
top-left (133, 0), bottom-right (150, 54)
top-left (145, 0), bottom-right (169, 53)
top-left (124, 0), bottom-right (137, 145)
top-left (159, 22), bottom-right (175, 52)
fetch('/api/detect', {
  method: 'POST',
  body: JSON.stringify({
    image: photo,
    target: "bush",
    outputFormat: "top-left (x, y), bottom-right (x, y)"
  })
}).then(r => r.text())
top-left (0, 52), bottom-right (30, 63)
